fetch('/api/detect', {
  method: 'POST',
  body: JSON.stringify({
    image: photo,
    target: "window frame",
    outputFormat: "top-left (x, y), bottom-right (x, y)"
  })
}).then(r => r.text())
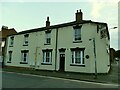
top-left (45, 31), bottom-right (51, 45)
top-left (73, 25), bottom-right (82, 41)
top-left (42, 50), bottom-right (52, 64)
top-left (20, 50), bottom-right (29, 64)
top-left (7, 51), bottom-right (12, 63)
top-left (9, 36), bottom-right (14, 47)
top-left (23, 34), bottom-right (29, 46)
top-left (71, 48), bottom-right (85, 66)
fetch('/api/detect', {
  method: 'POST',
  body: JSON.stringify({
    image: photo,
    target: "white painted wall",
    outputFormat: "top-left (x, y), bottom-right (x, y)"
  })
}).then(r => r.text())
top-left (5, 22), bottom-right (110, 73)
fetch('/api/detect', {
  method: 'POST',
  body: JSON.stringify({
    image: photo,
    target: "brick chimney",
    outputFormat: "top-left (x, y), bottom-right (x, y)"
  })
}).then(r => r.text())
top-left (1, 26), bottom-right (8, 30)
top-left (75, 9), bottom-right (83, 22)
top-left (46, 16), bottom-right (50, 28)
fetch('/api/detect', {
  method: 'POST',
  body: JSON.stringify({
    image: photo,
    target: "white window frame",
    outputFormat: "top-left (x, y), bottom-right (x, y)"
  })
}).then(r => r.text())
top-left (8, 51), bottom-right (12, 62)
top-left (10, 36), bottom-right (14, 46)
top-left (74, 28), bottom-right (81, 40)
top-left (21, 51), bottom-right (29, 63)
top-left (45, 32), bottom-right (51, 44)
top-left (73, 25), bottom-right (82, 41)
top-left (43, 51), bottom-right (52, 63)
top-left (1, 41), bottom-right (5, 47)
top-left (24, 34), bottom-right (29, 45)
top-left (71, 50), bottom-right (84, 65)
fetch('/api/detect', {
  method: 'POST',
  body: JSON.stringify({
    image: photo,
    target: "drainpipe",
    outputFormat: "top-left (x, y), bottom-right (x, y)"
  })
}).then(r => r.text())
top-left (55, 28), bottom-right (58, 71)
top-left (35, 47), bottom-right (37, 68)
top-left (93, 38), bottom-right (97, 78)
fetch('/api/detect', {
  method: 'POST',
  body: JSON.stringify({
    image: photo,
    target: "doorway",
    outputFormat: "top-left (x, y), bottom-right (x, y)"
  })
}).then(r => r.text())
top-left (59, 54), bottom-right (65, 71)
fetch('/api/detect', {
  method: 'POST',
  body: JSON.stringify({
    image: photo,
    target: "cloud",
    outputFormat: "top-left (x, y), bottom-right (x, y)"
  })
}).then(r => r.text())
top-left (90, 1), bottom-right (104, 19)
top-left (90, 0), bottom-right (118, 19)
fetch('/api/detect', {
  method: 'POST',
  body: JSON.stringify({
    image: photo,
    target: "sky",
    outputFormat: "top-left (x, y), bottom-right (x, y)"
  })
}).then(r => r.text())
top-left (0, 0), bottom-right (119, 50)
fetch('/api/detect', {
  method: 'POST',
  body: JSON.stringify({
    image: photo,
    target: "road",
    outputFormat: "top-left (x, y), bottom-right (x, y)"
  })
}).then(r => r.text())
top-left (2, 71), bottom-right (119, 88)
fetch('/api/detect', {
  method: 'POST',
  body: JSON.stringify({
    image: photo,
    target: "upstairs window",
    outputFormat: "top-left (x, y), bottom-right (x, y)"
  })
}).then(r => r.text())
top-left (23, 34), bottom-right (29, 46)
top-left (9, 36), bottom-right (14, 47)
top-left (73, 25), bottom-right (82, 41)
top-left (45, 32), bottom-right (51, 45)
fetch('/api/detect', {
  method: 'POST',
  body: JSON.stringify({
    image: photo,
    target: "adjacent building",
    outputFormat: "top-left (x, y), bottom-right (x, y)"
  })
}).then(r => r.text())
top-left (109, 48), bottom-right (116, 62)
top-left (0, 26), bottom-right (17, 67)
top-left (4, 10), bottom-right (110, 73)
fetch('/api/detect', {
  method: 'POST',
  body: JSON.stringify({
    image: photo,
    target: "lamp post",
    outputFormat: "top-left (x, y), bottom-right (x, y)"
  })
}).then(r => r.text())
top-left (109, 26), bottom-right (117, 69)
top-left (109, 27), bottom-right (117, 30)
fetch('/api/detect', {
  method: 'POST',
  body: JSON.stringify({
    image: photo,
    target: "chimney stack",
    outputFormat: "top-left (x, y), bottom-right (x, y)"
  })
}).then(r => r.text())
top-left (1, 26), bottom-right (8, 30)
top-left (75, 9), bottom-right (83, 22)
top-left (46, 16), bottom-right (50, 28)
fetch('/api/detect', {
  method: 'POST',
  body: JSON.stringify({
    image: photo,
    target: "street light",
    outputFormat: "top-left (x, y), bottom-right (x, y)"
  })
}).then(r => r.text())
top-left (109, 26), bottom-right (117, 71)
top-left (109, 27), bottom-right (117, 30)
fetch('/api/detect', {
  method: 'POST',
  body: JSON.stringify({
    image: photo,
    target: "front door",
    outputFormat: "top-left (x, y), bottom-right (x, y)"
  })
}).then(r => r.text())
top-left (59, 54), bottom-right (65, 71)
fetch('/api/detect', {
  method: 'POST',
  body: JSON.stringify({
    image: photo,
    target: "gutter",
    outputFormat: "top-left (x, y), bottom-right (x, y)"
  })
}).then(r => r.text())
top-left (55, 28), bottom-right (58, 71)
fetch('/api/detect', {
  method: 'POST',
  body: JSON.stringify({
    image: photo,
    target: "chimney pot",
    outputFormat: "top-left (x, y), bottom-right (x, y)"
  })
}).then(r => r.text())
top-left (77, 10), bottom-right (78, 13)
top-left (46, 16), bottom-right (50, 28)
top-left (47, 16), bottom-right (49, 21)
top-left (79, 9), bottom-right (81, 12)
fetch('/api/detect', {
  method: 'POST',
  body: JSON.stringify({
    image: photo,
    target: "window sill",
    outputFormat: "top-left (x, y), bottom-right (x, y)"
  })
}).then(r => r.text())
top-left (7, 61), bottom-right (11, 63)
top-left (20, 62), bottom-right (28, 64)
top-left (9, 46), bottom-right (13, 47)
top-left (73, 40), bottom-right (82, 43)
top-left (70, 64), bottom-right (85, 67)
top-left (44, 43), bottom-right (51, 45)
top-left (41, 63), bottom-right (52, 65)
top-left (23, 44), bottom-right (28, 46)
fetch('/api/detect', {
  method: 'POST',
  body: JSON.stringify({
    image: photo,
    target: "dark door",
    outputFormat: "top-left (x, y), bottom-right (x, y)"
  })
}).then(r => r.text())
top-left (59, 54), bottom-right (65, 71)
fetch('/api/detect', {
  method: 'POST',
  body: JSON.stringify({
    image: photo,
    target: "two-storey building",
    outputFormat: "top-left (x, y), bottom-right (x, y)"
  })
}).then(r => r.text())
top-left (4, 10), bottom-right (110, 73)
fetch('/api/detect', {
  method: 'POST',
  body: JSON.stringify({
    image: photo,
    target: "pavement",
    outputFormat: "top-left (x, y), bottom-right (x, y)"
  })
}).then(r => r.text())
top-left (2, 61), bottom-right (119, 85)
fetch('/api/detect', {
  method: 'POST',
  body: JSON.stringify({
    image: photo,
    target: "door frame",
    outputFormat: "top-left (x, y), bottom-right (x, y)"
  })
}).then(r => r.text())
top-left (59, 48), bottom-right (66, 71)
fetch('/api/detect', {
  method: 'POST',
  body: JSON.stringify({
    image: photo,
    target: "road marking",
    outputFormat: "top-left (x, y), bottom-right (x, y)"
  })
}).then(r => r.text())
top-left (3, 71), bottom-right (119, 87)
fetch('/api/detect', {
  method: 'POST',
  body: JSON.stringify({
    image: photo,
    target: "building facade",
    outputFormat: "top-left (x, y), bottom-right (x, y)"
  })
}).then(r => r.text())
top-left (4, 10), bottom-right (110, 73)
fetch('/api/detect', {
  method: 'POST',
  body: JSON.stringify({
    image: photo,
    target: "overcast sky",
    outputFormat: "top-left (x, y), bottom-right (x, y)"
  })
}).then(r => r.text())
top-left (0, 0), bottom-right (119, 50)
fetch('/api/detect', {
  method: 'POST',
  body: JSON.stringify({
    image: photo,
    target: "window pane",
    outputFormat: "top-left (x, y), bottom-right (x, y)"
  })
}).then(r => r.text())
top-left (75, 58), bottom-right (80, 63)
top-left (46, 52), bottom-right (49, 57)
top-left (47, 38), bottom-right (51, 44)
top-left (24, 36), bottom-right (28, 45)
top-left (43, 51), bottom-right (52, 63)
top-left (9, 52), bottom-right (12, 61)
top-left (46, 58), bottom-right (49, 62)
top-left (74, 29), bottom-right (81, 40)
top-left (43, 52), bottom-right (45, 62)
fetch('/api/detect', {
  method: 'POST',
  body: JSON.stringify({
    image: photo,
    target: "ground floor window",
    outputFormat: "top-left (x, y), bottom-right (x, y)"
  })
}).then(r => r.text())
top-left (21, 50), bottom-right (29, 63)
top-left (42, 50), bottom-right (52, 64)
top-left (71, 49), bottom-right (84, 65)
top-left (8, 51), bottom-right (12, 62)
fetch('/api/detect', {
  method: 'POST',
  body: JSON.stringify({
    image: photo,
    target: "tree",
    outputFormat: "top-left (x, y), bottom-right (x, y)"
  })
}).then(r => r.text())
top-left (115, 50), bottom-right (120, 58)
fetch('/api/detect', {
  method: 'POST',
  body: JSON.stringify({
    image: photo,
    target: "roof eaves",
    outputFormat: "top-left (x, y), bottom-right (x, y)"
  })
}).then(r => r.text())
top-left (8, 20), bottom-right (107, 36)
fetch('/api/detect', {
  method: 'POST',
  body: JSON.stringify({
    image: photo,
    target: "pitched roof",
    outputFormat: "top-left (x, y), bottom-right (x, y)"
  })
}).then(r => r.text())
top-left (16, 20), bottom-right (107, 35)
top-left (0, 28), bottom-right (17, 40)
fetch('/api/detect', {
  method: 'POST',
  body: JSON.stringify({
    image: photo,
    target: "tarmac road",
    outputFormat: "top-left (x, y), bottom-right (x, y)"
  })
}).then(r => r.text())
top-left (2, 71), bottom-right (119, 88)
